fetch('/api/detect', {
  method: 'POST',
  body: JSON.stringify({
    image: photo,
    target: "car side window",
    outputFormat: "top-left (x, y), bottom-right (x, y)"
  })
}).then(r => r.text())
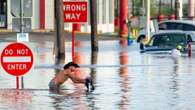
top-left (153, 35), bottom-right (170, 46)
top-left (167, 23), bottom-right (181, 30)
top-left (152, 36), bottom-right (163, 46)
top-left (159, 22), bottom-right (195, 31)
top-left (183, 24), bottom-right (195, 31)
top-left (171, 34), bottom-right (185, 44)
top-left (159, 22), bottom-right (178, 30)
top-left (159, 23), bottom-right (167, 30)
top-left (175, 23), bottom-right (183, 30)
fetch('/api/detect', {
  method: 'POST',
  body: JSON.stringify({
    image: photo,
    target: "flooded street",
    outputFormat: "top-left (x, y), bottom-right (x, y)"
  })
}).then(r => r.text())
top-left (1, 33), bottom-right (195, 110)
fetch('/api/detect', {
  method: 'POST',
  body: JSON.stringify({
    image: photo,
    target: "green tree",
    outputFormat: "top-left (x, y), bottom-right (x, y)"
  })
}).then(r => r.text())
top-left (132, 0), bottom-right (158, 17)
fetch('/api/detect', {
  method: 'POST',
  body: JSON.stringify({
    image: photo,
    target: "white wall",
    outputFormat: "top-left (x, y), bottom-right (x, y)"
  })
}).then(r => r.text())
top-left (45, 0), bottom-right (54, 29)
top-left (7, 0), bottom-right (12, 29)
top-left (98, 0), bottom-right (114, 33)
top-left (6, 0), bottom-right (114, 33)
top-left (32, 0), bottom-right (55, 30)
top-left (32, 0), bottom-right (39, 29)
top-left (80, 0), bottom-right (114, 33)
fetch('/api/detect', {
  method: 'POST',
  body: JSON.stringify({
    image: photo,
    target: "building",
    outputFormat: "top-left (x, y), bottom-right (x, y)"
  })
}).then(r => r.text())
top-left (0, 0), bottom-right (114, 33)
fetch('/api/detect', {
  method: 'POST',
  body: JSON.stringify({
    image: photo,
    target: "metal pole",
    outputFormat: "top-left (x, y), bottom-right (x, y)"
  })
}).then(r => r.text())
top-left (20, 0), bottom-right (24, 89)
top-left (146, 0), bottom-right (150, 39)
top-left (119, 0), bottom-right (128, 37)
top-left (21, 76), bottom-right (24, 89)
top-left (20, 0), bottom-right (23, 33)
top-left (16, 76), bottom-right (19, 89)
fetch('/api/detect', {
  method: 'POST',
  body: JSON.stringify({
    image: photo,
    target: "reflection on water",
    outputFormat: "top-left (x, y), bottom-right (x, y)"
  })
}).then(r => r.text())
top-left (118, 39), bottom-right (130, 110)
top-left (0, 90), bottom-right (32, 110)
top-left (1, 39), bottom-right (195, 110)
top-left (167, 57), bottom-right (180, 109)
top-left (49, 86), bottom-right (89, 110)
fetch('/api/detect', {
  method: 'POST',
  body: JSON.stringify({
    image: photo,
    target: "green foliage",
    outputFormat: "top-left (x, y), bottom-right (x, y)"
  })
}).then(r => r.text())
top-left (183, 4), bottom-right (188, 17)
top-left (132, 0), bottom-right (158, 16)
top-left (161, 6), bottom-right (174, 16)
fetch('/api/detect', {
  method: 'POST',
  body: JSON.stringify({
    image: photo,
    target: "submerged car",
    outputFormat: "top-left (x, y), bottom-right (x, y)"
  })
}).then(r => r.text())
top-left (140, 31), bottom-right (192, 53)
top-left (137, 20), bottom-right (195, 49)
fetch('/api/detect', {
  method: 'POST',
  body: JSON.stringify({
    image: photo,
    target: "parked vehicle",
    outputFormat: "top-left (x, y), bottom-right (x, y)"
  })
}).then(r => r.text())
top-left (140, 31), bottom-right (192, 54)
top-left (158, 20), bottom-right (195, 41)
top-left (158, 20), bottom-right (195, 31)
top-left (137, 20), bottom-right (195, 47)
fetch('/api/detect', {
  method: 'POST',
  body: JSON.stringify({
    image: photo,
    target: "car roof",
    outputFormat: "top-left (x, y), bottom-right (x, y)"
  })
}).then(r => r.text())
top-left (159, 20), bottom-right (195, 26)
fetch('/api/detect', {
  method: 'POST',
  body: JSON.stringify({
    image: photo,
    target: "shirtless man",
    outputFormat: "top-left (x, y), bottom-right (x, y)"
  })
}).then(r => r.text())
top-left (49, 62), bottom-right (95, 92)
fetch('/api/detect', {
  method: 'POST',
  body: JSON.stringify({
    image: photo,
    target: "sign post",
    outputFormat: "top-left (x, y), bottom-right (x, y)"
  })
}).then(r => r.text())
top-left (0, 42), bottom-right (34, 89)
top-left (64, 1), bottom-right (88, 62)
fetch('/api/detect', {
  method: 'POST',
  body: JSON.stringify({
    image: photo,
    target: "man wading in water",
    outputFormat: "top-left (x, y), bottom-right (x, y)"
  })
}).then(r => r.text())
top-left (49, 62), bottom-right (95, 92)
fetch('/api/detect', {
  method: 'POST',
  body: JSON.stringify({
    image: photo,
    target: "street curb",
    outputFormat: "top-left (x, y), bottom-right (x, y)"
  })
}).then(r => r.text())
top-left (0, 29), bottom-right (119, 38)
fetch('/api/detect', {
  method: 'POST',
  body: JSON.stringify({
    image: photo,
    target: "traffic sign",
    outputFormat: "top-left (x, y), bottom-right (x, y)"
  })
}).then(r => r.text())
top-left (17, 33), bottom-right (29, 42)
top-left (64, 1), bottom-right (88, 22)
top-left (0, 43), bottom-right (33, 76)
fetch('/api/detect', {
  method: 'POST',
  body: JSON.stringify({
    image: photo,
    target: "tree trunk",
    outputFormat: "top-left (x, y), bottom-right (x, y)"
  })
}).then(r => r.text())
top-left (159, 0), bottom-right (162, 15)
top-left (90, 0), bottom-right (99, 52)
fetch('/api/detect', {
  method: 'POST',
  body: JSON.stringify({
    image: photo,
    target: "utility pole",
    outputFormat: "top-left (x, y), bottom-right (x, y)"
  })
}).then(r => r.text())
top-left (20, 0), bottom-right (24, 89)
top-left (146, 0), bottom-right (150, 40)
top-left (54, 0), bottom-right (65, 63)
top-left (89, 0), bottom-right (98, 52)
top-left (119, 0), bottom-right (128, 37)
top-left (175, 0), bottom-right (183, 20)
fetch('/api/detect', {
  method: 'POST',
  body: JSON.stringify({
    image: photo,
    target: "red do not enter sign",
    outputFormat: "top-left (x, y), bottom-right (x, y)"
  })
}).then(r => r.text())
top-left (0, 43), bottom-right (34, 76)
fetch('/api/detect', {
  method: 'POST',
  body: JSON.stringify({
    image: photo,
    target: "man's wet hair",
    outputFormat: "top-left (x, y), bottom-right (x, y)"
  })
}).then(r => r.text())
top-left (63, 62), bottom-right (80, 69)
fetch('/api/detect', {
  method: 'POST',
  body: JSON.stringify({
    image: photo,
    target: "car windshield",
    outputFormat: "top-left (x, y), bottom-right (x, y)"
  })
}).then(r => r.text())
top-left (149, 33), bottom-right (187, 47)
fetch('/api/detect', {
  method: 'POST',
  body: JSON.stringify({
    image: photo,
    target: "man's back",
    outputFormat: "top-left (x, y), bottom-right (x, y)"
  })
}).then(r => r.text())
top-left (49, 62), bottom-right (95, 91)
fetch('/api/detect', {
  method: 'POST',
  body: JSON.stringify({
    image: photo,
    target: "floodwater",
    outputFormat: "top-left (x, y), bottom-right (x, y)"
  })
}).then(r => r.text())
top-left (1, 34), bottom-right (195, 110)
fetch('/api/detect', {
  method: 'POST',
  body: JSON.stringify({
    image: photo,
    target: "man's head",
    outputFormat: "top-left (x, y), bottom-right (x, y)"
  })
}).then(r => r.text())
top-left (176, 45), bottom-right (182, 51)
top-left (63, 62), bottom-right (80, 70)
